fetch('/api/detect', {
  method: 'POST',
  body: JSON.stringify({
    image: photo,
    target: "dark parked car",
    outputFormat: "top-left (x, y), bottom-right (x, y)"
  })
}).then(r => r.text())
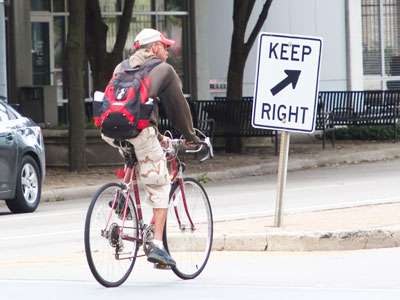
top-left (0, 99), bottom-right (45, 213)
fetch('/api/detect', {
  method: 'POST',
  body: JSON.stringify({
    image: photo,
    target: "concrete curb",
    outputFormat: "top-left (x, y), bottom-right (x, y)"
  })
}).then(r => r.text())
top-left (42, 185), bottom-right (101, 202)
top-left (213, 227), bottom-right (400, 251)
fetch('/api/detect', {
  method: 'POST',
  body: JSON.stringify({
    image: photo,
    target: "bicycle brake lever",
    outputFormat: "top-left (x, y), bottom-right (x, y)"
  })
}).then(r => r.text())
top-left (204, 137), bottom-right (214, 159)
top-left (186, 137), bottom-right (214, 163)
top-left (199, 150), bottom-right (210, 163)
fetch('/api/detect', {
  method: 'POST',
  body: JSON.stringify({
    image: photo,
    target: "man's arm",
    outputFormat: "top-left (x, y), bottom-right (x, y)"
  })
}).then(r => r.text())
top-left (149, 63), bottom-right (198, 142)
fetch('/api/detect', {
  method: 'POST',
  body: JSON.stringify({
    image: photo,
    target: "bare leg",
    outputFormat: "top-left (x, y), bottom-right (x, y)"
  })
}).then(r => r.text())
top-left (153, 208), bottom-right (167, 241)
top-left (148, 207), bottom-right (176, 267)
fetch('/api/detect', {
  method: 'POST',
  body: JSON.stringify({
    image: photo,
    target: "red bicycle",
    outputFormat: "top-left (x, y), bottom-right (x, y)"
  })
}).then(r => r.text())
top-left (84, 130), bottom-right (214, 287)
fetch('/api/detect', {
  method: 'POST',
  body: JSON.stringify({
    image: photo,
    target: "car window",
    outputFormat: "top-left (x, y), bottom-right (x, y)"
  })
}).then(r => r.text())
top-left (0, 102), bottom-right (9, 122)
top-left (5, 104), bottom-right (19, 120)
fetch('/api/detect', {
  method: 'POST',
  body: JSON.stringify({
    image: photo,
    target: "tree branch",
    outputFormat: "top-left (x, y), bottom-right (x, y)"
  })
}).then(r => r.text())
top-left (245, 0), bottom-right (273, 52)
top-left (244, 0), bottom-right (256, 24)
top-left (232, 0), bottom-right (255, 46)
top-left (113, 0), bottom-right (135, 53)
top-left (85, 0), bottom-right (108, 37)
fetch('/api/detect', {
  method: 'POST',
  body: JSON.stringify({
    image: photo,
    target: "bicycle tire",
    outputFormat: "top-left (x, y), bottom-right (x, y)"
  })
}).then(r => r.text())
top-left (163, 177), bottom-right (213, 279)
top-left (84, 183), bottom-right (139, 287)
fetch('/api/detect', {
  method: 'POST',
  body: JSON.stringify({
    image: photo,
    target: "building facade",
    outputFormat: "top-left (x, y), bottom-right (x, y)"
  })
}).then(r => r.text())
top-left (1, 0), bottom-right (399, 125)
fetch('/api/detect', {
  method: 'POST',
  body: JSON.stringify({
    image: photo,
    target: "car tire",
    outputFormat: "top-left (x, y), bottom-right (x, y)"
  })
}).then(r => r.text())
top-left (6, 156), bottom-right (41, 213)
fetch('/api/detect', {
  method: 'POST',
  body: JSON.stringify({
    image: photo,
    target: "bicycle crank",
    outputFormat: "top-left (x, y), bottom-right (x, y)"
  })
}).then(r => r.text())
top-left (142, 224), bottom-right (154, 256)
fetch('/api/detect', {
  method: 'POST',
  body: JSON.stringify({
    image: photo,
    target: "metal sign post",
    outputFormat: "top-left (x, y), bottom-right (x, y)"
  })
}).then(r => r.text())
top-left (275, 131), bottom-right (290, 227)
top-left (251, 32), bottom-right (323, 228)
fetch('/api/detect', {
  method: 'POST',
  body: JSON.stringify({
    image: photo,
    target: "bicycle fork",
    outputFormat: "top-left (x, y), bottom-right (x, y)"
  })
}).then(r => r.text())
top-left (173, 178), bottom-right (195, 232)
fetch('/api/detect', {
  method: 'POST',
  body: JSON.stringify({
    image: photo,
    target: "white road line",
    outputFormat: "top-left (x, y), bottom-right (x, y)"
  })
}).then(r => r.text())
top-left (0, 210), bottom-right (86, 223)
top-left (0, 229), bottom-right (83, 240)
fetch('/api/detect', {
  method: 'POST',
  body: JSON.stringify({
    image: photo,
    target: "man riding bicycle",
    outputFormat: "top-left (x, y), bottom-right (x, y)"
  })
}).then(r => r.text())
top-left (101, 28), bottom-right (198, 268)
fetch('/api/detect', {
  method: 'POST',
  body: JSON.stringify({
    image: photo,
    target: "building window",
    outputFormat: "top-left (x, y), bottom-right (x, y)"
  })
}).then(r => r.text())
top-left (101, 0), bottom-right (190, 94)
top-left (362, 0), bottom-right (400, 90)
top-left (53, 16), bottom-right (66, 99)
top-left (29, 0), bottom-right (191, 111)
top-left (53, 0), bottom-right (66, 12)
top-left (30, 0), bottom-right (51, 12)
top-left (31, 22), bottom-right (51, 85)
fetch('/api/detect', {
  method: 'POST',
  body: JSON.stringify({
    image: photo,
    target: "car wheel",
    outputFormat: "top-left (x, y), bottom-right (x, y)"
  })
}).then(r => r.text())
top-left (6, 156), bottom-right (41, 213)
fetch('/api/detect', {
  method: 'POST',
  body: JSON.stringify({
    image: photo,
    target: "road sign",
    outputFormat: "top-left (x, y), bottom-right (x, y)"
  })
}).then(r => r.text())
top-left (252, 32), bottom-right (323, 133)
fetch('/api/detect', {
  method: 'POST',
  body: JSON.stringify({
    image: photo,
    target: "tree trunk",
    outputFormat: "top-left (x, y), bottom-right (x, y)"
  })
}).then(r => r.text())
top-left (225, 0), bottom-right (273, 153)
top-left (226, 49), bottom-right (247, 152)
top-left (85, 0), bottom-right (135, 93)
top-left (67, 0), bottom-right (87, 171)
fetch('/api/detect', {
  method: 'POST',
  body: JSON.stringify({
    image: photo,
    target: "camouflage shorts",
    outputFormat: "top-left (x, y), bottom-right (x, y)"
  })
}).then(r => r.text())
top-left (102, 127), bottom-right (170, 208)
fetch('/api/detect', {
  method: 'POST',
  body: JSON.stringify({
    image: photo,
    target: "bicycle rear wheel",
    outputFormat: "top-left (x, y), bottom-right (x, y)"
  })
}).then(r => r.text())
top-left (163, 177), bottom-right (213, 279)
top-left (84, 183), bottom-right (139, 287)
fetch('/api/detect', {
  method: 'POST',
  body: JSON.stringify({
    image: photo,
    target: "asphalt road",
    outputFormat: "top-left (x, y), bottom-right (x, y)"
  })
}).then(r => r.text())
top-left (0, 248), bottom-right (399, 299)
top-left (206, 159), bottom-right (400, 220)
top-left (1, 159), bottom-right (400, 298)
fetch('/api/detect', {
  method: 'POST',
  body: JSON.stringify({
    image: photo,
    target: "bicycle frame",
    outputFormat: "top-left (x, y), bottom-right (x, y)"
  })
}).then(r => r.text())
top-left (85, 132), bottom-right (213, 286)
top-left (167, 155), bottom-right (195, 231)
top-left (103, 150), bottom-right (194, 252)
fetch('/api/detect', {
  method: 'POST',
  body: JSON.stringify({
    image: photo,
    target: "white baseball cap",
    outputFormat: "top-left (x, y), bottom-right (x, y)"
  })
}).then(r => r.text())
top-left (134, 28), bottom-right (175, 49)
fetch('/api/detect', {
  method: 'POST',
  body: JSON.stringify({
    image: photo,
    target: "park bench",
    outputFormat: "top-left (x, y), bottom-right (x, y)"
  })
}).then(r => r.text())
top-left (319, 91), bottom-right (400, 147)
top-left (158, 98), bottom-right (278, 154)
top-left (88, 91), bottom-right (399, 151)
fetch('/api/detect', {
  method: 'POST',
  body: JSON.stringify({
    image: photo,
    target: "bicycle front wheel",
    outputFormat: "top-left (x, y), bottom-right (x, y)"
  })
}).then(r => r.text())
top-left (163, 177), bottom-right (213, 279)
top-left (84, 183), bottom-right (139, 287)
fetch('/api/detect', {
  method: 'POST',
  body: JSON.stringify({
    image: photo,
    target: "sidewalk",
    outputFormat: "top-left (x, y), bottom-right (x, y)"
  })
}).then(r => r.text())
top-left (213, 202), bottom-right (400, 251)
top-left (42, 139), bottom-right (400, 251)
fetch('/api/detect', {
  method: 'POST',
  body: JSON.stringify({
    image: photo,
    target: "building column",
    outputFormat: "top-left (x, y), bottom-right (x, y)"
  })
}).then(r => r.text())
top-left (345, 0), bottom-right (364, 90)
top-left (8, 0), bottom-right (32, 104)
top-left (0, 0), bottom-right (7, 98)
top-left (194, 0), bottom-right (211, 99)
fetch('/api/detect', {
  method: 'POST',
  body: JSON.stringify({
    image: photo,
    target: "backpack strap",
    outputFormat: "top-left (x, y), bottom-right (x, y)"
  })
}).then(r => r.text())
top-left (120, 57), bottom-right (162, 73)
top-left (139, 58), bottom-right (163, 90)
top-left (140, 58), bottom-right (162, 72)
top-left (120, 58), bottom-right (131, 71)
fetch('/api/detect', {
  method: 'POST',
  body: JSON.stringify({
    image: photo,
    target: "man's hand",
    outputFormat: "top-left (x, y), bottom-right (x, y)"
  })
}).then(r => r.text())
top-left (183, 140), bottom-right (197, 149)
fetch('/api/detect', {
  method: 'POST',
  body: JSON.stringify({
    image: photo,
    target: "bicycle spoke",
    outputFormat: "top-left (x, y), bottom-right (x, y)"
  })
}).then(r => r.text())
top-left (84, 183), bottom-right (139, 287)
top-left (164, 178), bottom-right (213, 279)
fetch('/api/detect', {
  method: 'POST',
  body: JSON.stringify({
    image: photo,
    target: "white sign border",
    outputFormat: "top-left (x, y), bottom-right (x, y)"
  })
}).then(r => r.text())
top-left (252, 32), bottom-right (323, 133)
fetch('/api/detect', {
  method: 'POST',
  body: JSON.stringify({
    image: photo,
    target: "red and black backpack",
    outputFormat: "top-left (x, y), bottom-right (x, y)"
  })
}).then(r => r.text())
top-left (93, 58), bottom-right (162, 140)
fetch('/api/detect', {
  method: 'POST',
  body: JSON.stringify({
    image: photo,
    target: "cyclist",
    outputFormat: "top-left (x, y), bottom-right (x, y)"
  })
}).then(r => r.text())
top-left (102, 28), bottom-right (198, 267)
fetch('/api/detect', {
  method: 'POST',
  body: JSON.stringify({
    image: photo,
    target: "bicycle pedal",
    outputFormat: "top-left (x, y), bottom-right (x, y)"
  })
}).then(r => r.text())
top-left (153, 263), bottom-right (172, 270)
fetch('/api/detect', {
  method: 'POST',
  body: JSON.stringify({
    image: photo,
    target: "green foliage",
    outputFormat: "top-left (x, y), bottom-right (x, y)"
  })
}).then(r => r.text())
top-left (85, 119), bottom-right (98, 129)
top-left (41, 122), bottom-right (69, 130)
top-left (197, 172), bottom-right (211, 184)
top-left (325, 125), bottom-right (399, 140)
top-left (45, 120), bottom-right (98, 130)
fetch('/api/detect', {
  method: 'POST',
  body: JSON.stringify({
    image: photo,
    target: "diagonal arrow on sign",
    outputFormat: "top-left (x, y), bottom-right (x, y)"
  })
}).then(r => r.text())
top-left (270, 70), bottom-right (301, 96)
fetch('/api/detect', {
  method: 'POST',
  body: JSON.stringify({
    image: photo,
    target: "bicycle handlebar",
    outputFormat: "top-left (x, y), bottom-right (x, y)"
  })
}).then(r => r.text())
top-left (186, 137), bottom-right (214, 163)
top-left (166, 136), bottom-right (214, 163)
